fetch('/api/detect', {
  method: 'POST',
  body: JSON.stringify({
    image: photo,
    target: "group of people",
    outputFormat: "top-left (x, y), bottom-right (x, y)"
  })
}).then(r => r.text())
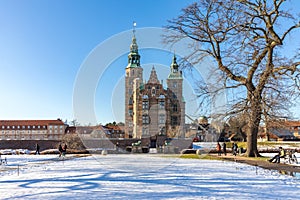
top-left (58, 143), bottom-right (68, 157)
top-left (216, 142), bottom-right (239, 156)
top-left (34, 143), bottom-right (68, 157)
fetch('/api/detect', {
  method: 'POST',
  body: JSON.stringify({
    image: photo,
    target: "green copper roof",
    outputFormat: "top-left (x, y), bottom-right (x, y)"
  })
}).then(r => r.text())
top-left (168, 73), bottom-right (183, 79)
top-left (168, 54), bottom-right (182, 79)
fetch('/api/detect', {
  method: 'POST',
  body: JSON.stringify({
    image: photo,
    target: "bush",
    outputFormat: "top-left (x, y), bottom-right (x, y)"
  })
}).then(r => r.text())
top-left (60, 134), bottom-right (86, 150)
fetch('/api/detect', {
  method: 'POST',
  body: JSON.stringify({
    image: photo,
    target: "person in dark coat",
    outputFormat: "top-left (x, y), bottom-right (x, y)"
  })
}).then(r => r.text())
top-left (35, 143), bottom-right (40, 155)
top-left (216, 142), bottom-right (221, 156)
top-left (58, 144), bottom-right (63, 157)
top-left (232, 143), bottom-right (238, 156)
top-left (222, 142), bottom-right (227, 156)
top-left (62, 143), bottom-right (67, 157)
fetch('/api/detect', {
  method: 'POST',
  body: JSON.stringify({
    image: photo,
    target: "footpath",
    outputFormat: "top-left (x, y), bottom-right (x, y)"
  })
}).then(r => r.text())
top-left (211, 154), bottom-right (300, 173)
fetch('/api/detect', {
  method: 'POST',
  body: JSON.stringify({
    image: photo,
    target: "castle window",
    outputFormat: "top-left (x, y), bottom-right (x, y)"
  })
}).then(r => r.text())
top-left (129, 98), bottom-right (133, 105)
top-left (159, 114), bottom-right (165, 124)
top-left (172, 93), bottom-right (177, 99)
top-left (142, 101), bottom-right (149, 110)
top-left (173, 82), bottom-right (177, 88)
top-left (129, 109), bottom-right (133, 116)
top-left (142, 115), bottom-right (149, 124)
top-left (171, 116), bottom-right (178, 126)
top-left (142, 95), bottom-right (148, 99)
top-left (172, 104), bottom-right (178, 112)
top-left (142, 127), bottom-right (149, 136)
top-left (159, 101), bottom-right (165, 109)
top-left (159, 94), bottom-right (165, 99)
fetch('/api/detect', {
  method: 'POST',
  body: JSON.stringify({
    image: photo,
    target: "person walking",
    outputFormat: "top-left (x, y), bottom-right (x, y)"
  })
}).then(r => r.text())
top-left (35, 143), bottom-right (40, 155)
top-left (62, 143), bottom-right (67, 157)
top-left (232, 143), bottom-right (238, 156)
top-left (58, 144), bottom-right (63, 157)
top-left (216, 142), bottom-right (221, 156)
top-left (222, 142), bottom-right (227, 156)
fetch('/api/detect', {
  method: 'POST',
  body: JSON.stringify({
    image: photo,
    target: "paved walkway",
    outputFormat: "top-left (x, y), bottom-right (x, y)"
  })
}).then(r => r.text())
top-left (212, 154), bottom-right (300, 173)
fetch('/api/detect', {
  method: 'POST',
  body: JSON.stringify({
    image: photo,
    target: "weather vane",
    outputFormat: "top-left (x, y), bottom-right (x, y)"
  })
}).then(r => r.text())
top-left (133, 21), bottom-right (137, 36)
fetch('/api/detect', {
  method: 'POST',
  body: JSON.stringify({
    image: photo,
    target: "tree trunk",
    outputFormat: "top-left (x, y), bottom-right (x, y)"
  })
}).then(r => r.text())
top-left (245, 101), bottom-right (261, 157)
top-left (246, 125), bottom-right (260, 157)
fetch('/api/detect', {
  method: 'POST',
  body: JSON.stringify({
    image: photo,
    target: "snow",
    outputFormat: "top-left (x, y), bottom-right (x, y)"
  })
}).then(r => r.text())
top-left (1, 154), bottom-right (300, 199)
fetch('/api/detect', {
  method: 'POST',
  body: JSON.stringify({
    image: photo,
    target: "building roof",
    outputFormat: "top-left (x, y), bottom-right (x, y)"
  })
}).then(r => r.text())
top-left (0, 119), bottom-right (65, 130)
top-left (104, 125), bottom-right (125, 132)
top-left (0, 119), bottom-right (64, 127)
top-left (268, 120), bottom-right (300, 127)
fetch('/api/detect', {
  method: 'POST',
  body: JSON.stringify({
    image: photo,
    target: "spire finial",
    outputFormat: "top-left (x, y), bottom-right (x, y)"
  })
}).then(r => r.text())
top-left (173, 50), bottom-right (176, 62)
top-left (133, 21), bottom-right (137, 37)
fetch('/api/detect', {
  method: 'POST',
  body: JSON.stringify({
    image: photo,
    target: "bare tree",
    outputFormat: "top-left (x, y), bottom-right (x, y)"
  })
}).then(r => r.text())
top-left (227, 115), bottom-right (247, 141)
top-left (165, 0), bottom-right (300, 156)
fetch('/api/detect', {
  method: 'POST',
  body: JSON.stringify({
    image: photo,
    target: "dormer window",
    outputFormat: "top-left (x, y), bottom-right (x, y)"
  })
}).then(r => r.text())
top-left (152, 87), bottom-right (156, 96)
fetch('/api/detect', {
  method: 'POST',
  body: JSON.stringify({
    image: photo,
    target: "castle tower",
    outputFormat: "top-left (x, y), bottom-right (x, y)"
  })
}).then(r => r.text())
top-left (125, 30), bottom-right (143, 138)
top-left (167, 54), bottom-right (186, 137)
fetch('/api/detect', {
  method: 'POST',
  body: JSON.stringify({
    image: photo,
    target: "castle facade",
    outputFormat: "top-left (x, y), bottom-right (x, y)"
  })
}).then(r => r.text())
top-left (124, 33), bottom-right (185, 139)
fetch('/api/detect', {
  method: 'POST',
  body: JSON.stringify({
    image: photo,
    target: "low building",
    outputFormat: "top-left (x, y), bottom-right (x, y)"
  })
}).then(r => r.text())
top-left (259, 119), bottom-right (300, 141)
top-left (104, 124), bottom-right (125, 138)
top-left (0, 119), bottom-right (66, 140)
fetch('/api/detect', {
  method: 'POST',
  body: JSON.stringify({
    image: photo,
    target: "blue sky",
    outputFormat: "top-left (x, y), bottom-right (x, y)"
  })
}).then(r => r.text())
top-left (0, 0), bottom-right (299, 125)
top-left (0, 0), bottom-right (195, 124)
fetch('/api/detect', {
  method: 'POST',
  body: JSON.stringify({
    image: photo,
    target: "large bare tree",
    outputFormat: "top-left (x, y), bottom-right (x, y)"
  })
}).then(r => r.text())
top-left (165, 0), bottom-right (300, 156)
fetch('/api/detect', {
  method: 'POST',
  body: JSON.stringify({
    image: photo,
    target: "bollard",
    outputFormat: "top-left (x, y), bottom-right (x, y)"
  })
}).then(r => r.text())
top-left (102, 149), bottom-right (108, 155)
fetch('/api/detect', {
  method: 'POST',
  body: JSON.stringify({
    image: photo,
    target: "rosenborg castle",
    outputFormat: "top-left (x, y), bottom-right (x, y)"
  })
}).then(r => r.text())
top-left (124, 32), bottom-right (186, 139)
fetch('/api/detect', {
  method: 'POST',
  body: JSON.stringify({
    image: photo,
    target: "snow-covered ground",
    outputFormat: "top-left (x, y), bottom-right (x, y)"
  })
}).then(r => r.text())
top-left (1, 154), bottom-right (300, 200)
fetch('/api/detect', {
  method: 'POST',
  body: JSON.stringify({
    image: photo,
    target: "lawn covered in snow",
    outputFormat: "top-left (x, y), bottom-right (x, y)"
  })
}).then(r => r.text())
top-left (1, 154), bottom-right (300, 200)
